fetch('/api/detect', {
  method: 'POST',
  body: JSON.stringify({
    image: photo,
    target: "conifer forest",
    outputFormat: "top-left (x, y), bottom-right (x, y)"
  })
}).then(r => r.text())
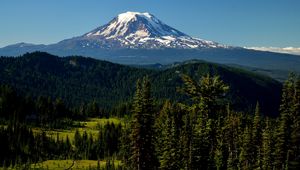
top-left (0, 53), bottom-right (299, 169)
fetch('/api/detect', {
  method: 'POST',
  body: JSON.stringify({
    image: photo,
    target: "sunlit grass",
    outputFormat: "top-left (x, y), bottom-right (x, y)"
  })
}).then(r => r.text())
top-left (32, 118), bottom-right (123, 141)
top-left (31, 160), bottom-right (121, 170)
top-left (0, 160), bottom-right (121, 170)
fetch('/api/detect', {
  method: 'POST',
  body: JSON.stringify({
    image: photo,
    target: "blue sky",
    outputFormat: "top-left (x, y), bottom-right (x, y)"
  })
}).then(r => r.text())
top-left (0, 0), bottom-right (299, 48)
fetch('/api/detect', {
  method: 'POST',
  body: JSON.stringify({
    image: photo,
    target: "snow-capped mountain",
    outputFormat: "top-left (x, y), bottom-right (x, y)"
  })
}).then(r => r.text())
top-left (1, 11), bottom-right (300, 75)
top-left (58, 11), bottom-right (226, 49)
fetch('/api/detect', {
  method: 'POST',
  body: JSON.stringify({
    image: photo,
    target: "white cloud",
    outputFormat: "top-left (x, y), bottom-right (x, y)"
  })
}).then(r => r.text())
top-left (245, 47), bottom-right (300, 55)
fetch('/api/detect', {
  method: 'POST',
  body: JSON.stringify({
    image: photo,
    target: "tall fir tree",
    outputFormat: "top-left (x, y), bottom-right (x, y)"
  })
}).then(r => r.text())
top-left (158, 101), bottom-right (182, 170)
top-left (180, 73), bottom-right (229, 169)
top-left (239, 126), bottom-right (253, 170)
top-left (130, 77), bottom-right (157, 170)
top-left (261, 118), bottom-right (273, 170)
top-left (274, 74), bottom-right (295, 169)
top-left (289, 75), bottom-right (300, 169)
top-left (252, 102), bottom-right (262, 169)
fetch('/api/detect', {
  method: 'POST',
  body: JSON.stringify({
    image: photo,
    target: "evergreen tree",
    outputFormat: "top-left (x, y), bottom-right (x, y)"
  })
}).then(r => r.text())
top-left (180, 73), bottom-right (229, 169)
top-left (289, 75), bottom-right (300, 169)
top-left (261, 118), bottom-right (273, 170)
top-left (214, 138), bottom-right (225, 170)
top-left (224, 106), bottom-right (242, 170)
top-left (157, 101), bottom-right (182, 170)
top-left (252, 102), bottom-right (262, 168)
top-left (130, 77), bottom-right (157, 170)
top-left (274, 75), bottom-right (295, 169)
top-left (181, 107), bottom-right (193, 170)
top-left (120, 121), bottom-right (131, 167)
top-left (239, 126), bottom-right (253, 170)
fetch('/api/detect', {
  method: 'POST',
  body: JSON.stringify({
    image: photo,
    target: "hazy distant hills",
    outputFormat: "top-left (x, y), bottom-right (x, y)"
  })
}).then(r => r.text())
top-left (0, 52), bottom-right (282, 116)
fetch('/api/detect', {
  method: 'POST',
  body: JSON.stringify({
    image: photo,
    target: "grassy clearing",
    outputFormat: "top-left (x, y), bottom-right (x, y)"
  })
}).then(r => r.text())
top-left (32, 118), bottom-right (123, 141)
top-left (83, 118), bottom-right (122, 129)
top-left (31, 160), bottom-right (121, 170)
top-left (0, 160), bottom-right (121, 170)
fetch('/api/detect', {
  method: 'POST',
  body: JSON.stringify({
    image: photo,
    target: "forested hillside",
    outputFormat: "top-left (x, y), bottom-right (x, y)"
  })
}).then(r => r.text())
top-left (0, 72), bottom-right (298, 170)
top-left (0, 52), bottom-right (282, 116)
top-left (0, 52), bottom-right (299, 169)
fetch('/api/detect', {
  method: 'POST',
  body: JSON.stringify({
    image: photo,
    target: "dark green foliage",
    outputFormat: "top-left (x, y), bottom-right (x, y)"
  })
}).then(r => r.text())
top-left (274, 75), bottom-right (295, 169)
top-left (261, 118), bottom-right (273, 170)
top-left (178, 74), bottom-right (229, 169)
top-left (0, 85), bottom-right (78, 128)
top-left (0, 122), bottom-right (72, 167)
top-left (273, 74), bottom-right (300, 169)
top-left (130, 77), bottom-right (157, 170)
top-left (119, 120), bottom-right (131, 167)
top-left (252, 102), bottom-right (262, 168)
top-left (0, 120), bottom-right (122, 168)
top-left (155, 101), bottom-right (182, 170)
top-left (0, 52), bottom-right (282, 116)
top-left (239, 126), bottom-right (253, 169)
top-left (0, 52), bottom-right (152, 110)
top-left (151, 73), bottom-right (299, 170)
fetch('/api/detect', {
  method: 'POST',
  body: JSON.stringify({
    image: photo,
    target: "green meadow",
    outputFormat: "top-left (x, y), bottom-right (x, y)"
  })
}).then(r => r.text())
top-left (0, 160), bottom-right (121, 170)
top-left (32, 118), bottom-right (123, 141)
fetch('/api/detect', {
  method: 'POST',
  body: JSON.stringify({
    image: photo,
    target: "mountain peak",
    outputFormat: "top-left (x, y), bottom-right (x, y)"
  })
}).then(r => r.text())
top-left (57, 12), bottom-right (226, 49)
top-left (116, 11), bottom-right (152, 22)
top-left (85, 11), bottom-right (186, 39)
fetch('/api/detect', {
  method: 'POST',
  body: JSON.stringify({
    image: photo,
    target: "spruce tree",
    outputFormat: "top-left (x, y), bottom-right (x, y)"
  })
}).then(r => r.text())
top-left (181, 107), bottom-right (193, 170)
top-left (130, 77), bottom-right (157, 170)
top-left (252, 102), bottom-right (262, 168)
top-left (289, 76), bottom-right (300, 169)
top-left (224, 106), bottom-right (243, 170)
top-left (274, 74), bottom-right (295, 169)
top-left (214, 138), bottom-right (225, 170)
top-left (130, 79), bottom-right (142, 169)
top-left (180, 73), bottom-right (229, 169)
top-left (157, 101), bottom-right (182, 170)
top-left (239, 126), bottom-right (253, 170)
top-left (261, 118), bottom-right (273, 170)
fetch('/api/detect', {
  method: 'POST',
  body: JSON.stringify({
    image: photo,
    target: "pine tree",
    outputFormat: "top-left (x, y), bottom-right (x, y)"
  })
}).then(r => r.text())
top-left (181, 108), bottom-right (193, 170)
top-left (180, 73), bottom-right (229, 169)
top-left (158, 101), bottom-right (182, 170)
top-left (120, 121), bottom-right (131, 168)
top-left (130, 79), bottom-right (142, 169)
top-left (191, 115), bottom-right (212, 169)
top-left (252, 102), bottom-right (262, 168)
top-left (130, 77), bottom-right (157, 170)
top-left (289, 76), bottom-right (300, 169)
top-left (180, 74), bottom-right (229, 119)
top-left (155, 101), bottom-right (170, 165)
top-left (224, 106), bottom-right (241, 170)
top-left (274, 74), bottom-right (295, 169)
top-left (261, 118), bottom-right (273, 170)
top-left (214, 138), bottom-right (224, 170)
top-left (214, 113), bottom-right (228, 170)
top-left (239, 126), bottom-right (253, 170)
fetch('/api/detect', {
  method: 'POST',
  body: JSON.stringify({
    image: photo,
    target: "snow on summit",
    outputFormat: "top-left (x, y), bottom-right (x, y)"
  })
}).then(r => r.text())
top-left (78, 11), bottom-right (227, 49)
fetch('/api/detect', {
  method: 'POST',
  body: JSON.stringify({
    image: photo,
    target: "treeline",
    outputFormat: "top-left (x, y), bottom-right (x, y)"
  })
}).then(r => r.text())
top-left (0, 85), bottom-right (114, 128)
top-left (0, 120), bottom-right (122, 169)
top-left (122, 74), bottom-right (300, 169)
